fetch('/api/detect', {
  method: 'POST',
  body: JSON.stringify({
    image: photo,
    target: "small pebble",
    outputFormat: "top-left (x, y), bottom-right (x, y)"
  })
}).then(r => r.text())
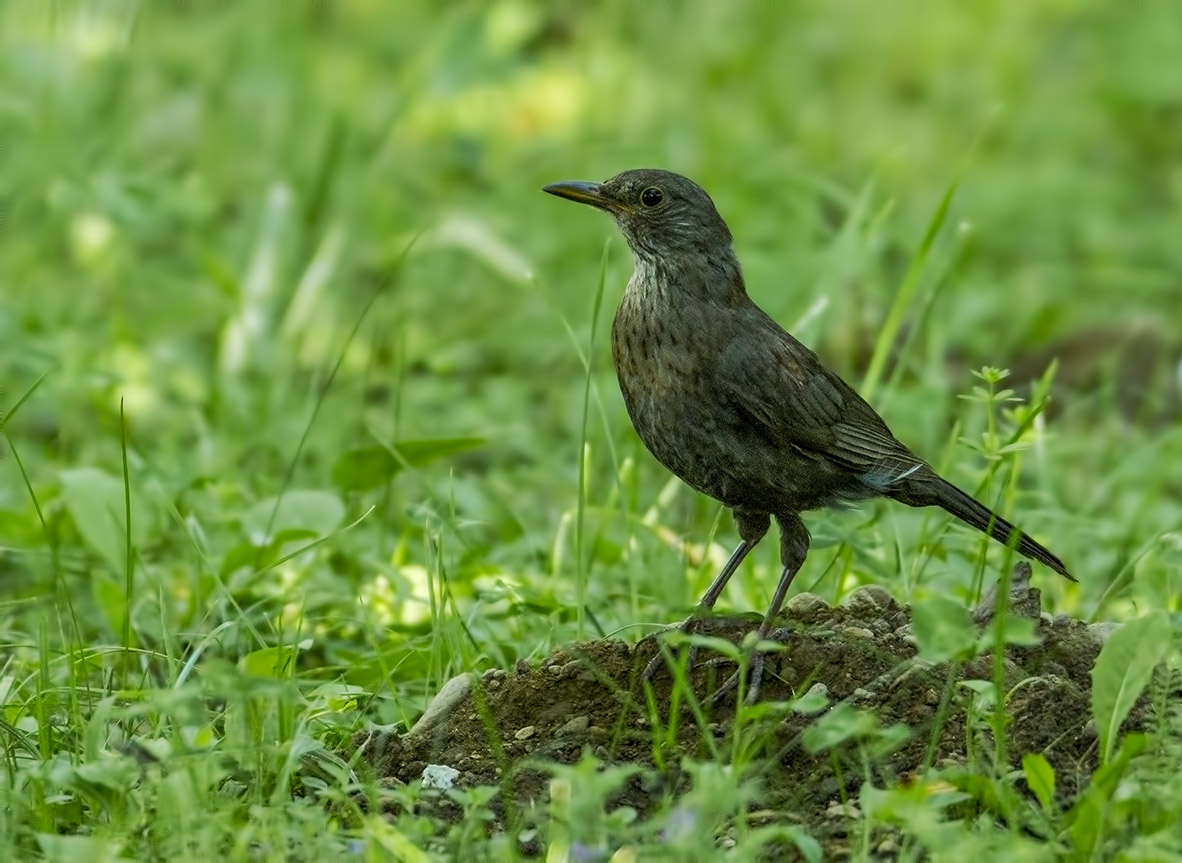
top-left (842, 626), bottom-right (874, 639)
top-left (421, 764), bottom-right (460, 790)
top-left (842, 584), bottom-right (894, 614)
top-left (825, 800), bottom-right (861, 819)
top-left (889, 658), bottom-right (932, 690)
top-left (924, 688), bottom-right (939, 706)
top-left (806, 682), bottom-right (829, 700)
top-left (784, 592), bottom-right (828, 617)
top-left (514, 725), bottom-right (536, 741)
top-left (556, 715), bottom-right (590, 736)
top-left (1088, 621), bottom-right (1121, 642)
top-left (875, 837), bottom-right (900, 854)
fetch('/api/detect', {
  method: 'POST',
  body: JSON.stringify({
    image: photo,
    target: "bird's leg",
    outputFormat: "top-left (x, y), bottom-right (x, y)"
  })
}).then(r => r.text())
top-left (639, 538), bottom-right (754, 680)
top-left (640, 510), bottom-right (769, 682)
top-left (710, 514), bottom-right (810, 705)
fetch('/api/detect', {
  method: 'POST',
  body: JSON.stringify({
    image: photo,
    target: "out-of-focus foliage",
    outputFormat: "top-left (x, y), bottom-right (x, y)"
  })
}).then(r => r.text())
top-left (1, 1), bottom-right (1179, 858)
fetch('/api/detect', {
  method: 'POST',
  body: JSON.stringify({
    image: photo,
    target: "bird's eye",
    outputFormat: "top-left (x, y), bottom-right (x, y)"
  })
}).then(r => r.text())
top-left (640, 187), bottom-right (664, 207)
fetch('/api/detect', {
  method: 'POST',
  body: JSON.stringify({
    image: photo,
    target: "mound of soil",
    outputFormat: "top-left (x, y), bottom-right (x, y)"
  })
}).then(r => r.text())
top-left (357, 577), bottom-right (1133, 857)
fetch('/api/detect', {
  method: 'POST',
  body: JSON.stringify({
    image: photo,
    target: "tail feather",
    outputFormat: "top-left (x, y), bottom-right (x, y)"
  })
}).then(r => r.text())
top-left (893, 473), bottom-right (1075, 582)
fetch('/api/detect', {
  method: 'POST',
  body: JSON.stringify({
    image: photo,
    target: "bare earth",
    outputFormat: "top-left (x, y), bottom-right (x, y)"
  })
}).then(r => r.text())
top-left (358, 582), bottom-right (1138, 858)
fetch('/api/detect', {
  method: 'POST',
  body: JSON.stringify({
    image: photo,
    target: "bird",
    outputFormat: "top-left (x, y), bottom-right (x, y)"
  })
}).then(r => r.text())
top-left (543, 169), bottom-right (1074, 704)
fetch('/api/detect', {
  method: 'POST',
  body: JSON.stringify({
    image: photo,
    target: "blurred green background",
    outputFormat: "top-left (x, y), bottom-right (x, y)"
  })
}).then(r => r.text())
top-left (3, 0), bottom-right (1180, 714)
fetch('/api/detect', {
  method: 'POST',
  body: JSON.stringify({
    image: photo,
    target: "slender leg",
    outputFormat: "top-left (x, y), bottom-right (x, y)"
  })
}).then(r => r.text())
top-left (640, 510), bottom-right (769, 682)
top-left (710, 513), bottom-right (810, 705)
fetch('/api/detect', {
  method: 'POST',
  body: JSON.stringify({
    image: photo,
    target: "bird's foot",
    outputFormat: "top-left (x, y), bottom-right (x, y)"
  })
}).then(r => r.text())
top-left (708, 651), bottom-right (765, 705)
top-left (706, 626), bottom-right (792, 705)
top-left (640, 613), bottom-right (709, 683)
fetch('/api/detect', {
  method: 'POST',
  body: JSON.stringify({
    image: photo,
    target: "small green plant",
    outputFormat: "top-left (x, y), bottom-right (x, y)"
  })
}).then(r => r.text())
top-left (1090, 611), bottom-right (1172, 764)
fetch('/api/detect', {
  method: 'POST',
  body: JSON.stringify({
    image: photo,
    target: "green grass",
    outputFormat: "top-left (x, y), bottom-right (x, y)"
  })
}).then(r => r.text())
top-left (2, 1), bottom-right (1181, 859)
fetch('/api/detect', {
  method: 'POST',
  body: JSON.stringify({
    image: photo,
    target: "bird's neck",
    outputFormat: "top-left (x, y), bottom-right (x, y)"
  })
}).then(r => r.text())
top-left (626, 245), bottom-right (748, 308)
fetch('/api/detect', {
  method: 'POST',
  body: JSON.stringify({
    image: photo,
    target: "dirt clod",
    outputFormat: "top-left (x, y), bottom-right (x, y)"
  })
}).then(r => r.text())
top-left (357, 583), bottom-right (1148, 856)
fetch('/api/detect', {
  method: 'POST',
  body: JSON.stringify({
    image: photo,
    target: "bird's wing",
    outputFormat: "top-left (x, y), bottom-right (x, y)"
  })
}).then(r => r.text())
top-left (717, 324), bottom-right (925, 488)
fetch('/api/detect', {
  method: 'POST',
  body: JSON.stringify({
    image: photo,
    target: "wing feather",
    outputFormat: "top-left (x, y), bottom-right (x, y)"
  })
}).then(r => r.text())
top-left (718, 319), bottom-right (925, 488)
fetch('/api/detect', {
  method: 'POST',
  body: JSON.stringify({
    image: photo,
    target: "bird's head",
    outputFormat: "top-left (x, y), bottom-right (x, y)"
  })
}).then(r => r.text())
top-left (543, 169), bottom-right (733, 261)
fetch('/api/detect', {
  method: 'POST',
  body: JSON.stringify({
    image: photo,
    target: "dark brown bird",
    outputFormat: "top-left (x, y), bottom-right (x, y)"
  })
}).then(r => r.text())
top-left (543, 169), bottom-right (1074, 703)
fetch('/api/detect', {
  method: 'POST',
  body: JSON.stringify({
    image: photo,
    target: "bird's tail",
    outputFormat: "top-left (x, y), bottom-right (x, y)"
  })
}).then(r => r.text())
top-left (892, 472), bottom-right (1075, 582)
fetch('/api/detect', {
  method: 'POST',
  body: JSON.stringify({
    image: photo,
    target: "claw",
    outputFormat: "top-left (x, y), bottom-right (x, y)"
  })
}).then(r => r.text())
top-left (640, 643), bottom-right (700, 683)
top-left (642, 618), bottom-right (791, 706)
top-left (708, 648), bottom-right (768, 705)
top-left (640, 616), bottom-right (703, 682)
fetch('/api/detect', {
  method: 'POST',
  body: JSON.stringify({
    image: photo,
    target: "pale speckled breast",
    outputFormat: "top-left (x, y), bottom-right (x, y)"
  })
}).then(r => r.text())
top-left (609, 275), bottom-right (746, 505)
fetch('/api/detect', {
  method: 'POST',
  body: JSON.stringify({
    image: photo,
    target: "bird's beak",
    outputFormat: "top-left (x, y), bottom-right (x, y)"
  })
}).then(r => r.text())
top-left (542, 181), bottom-right (617, 213)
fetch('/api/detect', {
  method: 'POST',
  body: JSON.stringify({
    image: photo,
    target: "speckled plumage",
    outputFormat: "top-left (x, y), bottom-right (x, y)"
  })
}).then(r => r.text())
top-left (545, 169), bottom-right (1073, 702)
